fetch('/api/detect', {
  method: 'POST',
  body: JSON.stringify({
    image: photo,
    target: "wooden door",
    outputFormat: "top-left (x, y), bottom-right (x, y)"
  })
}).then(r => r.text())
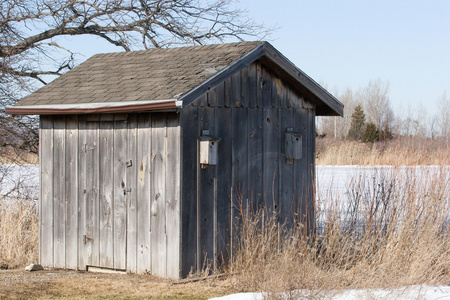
top-left (81, 120), bottom-right (128, 271)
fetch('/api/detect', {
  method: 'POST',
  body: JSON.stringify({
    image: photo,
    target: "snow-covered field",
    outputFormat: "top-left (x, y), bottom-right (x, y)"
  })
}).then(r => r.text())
top-left (210, 285), bottom-right (450, 300)
top-left (3, 164), bottom-right (448, 202)
top-left (2, 164), bottom-right (449, 299)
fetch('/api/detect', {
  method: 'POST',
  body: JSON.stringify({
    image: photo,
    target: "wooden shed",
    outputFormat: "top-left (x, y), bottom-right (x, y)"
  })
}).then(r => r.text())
top-left (7, 41), bottom-right (343, 278)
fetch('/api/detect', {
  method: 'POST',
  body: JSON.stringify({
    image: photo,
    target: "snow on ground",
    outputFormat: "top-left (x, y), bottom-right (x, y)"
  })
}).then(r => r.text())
top-left (210, 285), bottom-right (450, 300)
top-left (3, 165), bottom-right (448, 202)
top-left (0, 164), bottom-right (39, 200)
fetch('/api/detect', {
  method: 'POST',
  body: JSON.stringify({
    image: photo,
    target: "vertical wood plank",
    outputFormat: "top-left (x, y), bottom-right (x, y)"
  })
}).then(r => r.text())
top-left (271, 74), bottom-right (282, 108)
top-left (248, 108), bottom-right (263, 210)
top-left (180, 106), bottom-right (199, 277)
top-left (85, 120), bottom-right (100, 267)
top-left (165, 114), bottom-right (181, 278)
top-left (151, 113), bottom-right (167, 277)
top-left (247, 63), bottom-right (258, 108)
top-left (261, 67), bottom-right (273, 108)
top-left (231, 71), bottom-right (242, 107)
top-left (263, 109), bottom-right (280, 213)
top-left (214, 83), bottom-right (225, 108)
top-left (278, 79), bottom-right (287, 108)
top-left (231, 107), bottom-right (248, 256)
top-left (294, 105), bottom-right (308, 227)
top-left (224, 77), bottom-right (232, 108)
top-left (53, 116), bottom-right (66, 268)
top-left (99, 121), bottom-right (114, 269)
top-left (215, 107), bottom-right (232, 269)
top-left (127, 115), bottom-right (138, 273)
top-left (307, 109), bottom-right (316, 234)
top-left (256, 62), bottom-right (262, 108)
top-left (280, 108), bottom-right (295, 223)
top-left (77, 116), bottom-right (87, 270)
top-left (40, 116), bottom-right (54, 268)
top-left (197, 107), bottom-right (216, 272)
top-left (65, 115), bottom-right (78, 270)
top-left (137, 114), bottom-right (152, 274)
top-left (113, 120), bottom-right (127, 270)
top-left (240, 67), bottom-right (250, 108)
top-left (196, 91), bottom-right (208, 107)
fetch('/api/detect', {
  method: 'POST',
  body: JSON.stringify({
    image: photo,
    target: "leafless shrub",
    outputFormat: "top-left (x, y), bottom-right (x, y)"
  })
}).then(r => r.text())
top-left (231, 167), bottom-right (450, 297)
top-left (0, 163), bottom-right (39, 269)
top-left (0, 195), bottom-right (39, 269)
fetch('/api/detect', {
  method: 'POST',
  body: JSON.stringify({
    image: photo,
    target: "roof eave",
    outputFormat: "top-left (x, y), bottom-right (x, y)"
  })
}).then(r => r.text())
top-left (6, 99), bottom-right (180, 115)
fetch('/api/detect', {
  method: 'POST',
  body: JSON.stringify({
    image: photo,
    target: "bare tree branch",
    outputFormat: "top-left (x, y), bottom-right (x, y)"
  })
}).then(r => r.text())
top-left (1, 0), bottom-right (269, 160)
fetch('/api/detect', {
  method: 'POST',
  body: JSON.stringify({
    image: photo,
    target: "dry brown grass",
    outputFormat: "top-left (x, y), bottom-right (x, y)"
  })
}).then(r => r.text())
top-left (231, 167), bottom-right (450, 297)
top-left (0, 196), bottom-right (39, 269)
top-left (316, 137), bottom-right (450, 165)
top-left (0, 146), bottom-right (38, 164)
top-left (0, 269), bottom-right (231, 299)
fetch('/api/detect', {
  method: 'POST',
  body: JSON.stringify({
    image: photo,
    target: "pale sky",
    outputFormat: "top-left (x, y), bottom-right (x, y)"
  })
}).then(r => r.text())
top-left (239, 0), bottom-right (450, 116)
top-left (53, 1), bottom-right (449, 117)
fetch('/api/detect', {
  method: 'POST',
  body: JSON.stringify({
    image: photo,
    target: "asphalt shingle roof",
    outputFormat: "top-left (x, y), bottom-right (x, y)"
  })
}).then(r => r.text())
top-left (15, 41), bottom-right (263, 106)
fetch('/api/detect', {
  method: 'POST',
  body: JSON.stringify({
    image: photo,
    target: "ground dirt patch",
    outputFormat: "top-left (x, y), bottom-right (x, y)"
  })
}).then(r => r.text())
top-left (0, 269), bottom-right (231, 299)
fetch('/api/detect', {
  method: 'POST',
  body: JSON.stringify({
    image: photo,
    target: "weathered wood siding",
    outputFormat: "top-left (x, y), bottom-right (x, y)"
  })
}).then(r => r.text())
top-left (39, 112), bottom-right (181, 278)
top-left (180, 61), bottom-right (316, 277)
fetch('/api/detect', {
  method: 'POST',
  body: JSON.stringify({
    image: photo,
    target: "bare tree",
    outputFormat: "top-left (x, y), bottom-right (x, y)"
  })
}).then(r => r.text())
top-left (1, 0), bottom-right (266, 86)
top-left (436, 91), bottom-right (450, 138)
top-left (1, 0), bottom-right (267, 157)
top-left (317, 88), bottom-right (356, 138)
top-left (359, 79), bottom-right (394, 132)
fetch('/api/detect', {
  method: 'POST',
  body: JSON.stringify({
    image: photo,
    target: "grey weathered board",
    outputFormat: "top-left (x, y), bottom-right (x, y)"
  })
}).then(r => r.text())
top-left (99, 121), bottom-right (114, 269)
top-left (136, 114), bottom-right (152, 274)
top-left (113, 120), bottom-right (127, 270)
top-left (126, 115), bottom-right (138, 273)
top-left (53, 116), bottom-right (66, 268)
top-left (198, 106), bottom-right (216, 271)
top-left (166, 113), bottom-right (181, 278)
top-left (215, 107), bottom-right (232, 268)
top-left (40, 116), bottom-right (54, 267)
top-left (85, 118), bottom-right (100, 268)
top-left (180, 105), bottom-right (199, 277)
top-left (150, 113), bottom-right (167, 277)
top-left (65, 115), bottom-right (78, 270)
top-left (77, 115), bottom-right (87, 269)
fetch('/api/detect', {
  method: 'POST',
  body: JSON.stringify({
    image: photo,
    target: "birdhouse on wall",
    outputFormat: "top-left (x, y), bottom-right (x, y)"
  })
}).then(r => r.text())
top-left (285, 130), bottom-right (302, 164)
top-left (199, 130), bottom-right (220, 168)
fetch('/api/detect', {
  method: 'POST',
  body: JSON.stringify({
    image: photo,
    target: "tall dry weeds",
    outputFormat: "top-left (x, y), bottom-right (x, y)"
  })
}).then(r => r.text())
top-left (316, 137), bottom-right (450, 165)
top-left (0, 196), bottom-right (39, 269)
top-left (231, 167), bottom-right (450, 297)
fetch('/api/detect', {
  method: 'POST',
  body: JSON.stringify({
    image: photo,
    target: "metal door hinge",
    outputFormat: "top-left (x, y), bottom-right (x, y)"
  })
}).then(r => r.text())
top-left (82, 144), bottom-right (95, 152)
top-left (83, 235), bottom-right (94, 244)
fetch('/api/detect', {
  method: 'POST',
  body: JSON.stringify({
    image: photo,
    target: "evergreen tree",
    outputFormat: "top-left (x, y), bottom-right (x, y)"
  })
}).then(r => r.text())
top-left (363, 122), bottom-right (379, 143)
top-left (348, 104), bottom-right (366, 141)
top-left (379, 125), bottom-right (393, 141)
